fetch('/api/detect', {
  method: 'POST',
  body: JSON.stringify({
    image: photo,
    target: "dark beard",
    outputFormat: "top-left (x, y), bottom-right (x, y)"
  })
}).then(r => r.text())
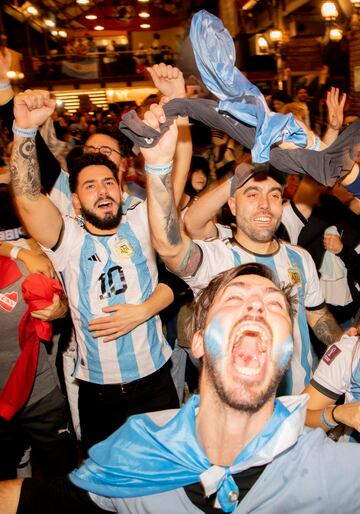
top-left (204, 353), bottom-right (288, 414)
top-left (81, 204), bottom-right (122, 230)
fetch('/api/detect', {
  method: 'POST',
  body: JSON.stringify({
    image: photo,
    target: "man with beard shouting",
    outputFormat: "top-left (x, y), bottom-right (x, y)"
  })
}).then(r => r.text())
top-left (9, 90), bottom-right (179, 450)
top-left (1, 263), bottom-right (360, 514)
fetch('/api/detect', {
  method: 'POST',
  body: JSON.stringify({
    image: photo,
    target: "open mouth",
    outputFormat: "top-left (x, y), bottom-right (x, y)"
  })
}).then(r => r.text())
top-left (230, 321), bottom-right (270, 377)
top-left (253, 214), bottom-right (272, 225)
top-left (96, 199), bottom-right (114, 210)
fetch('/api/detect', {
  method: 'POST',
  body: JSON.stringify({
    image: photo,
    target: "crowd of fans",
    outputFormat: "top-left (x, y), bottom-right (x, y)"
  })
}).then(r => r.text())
top-left (0, 10), bottom-right (359, 511)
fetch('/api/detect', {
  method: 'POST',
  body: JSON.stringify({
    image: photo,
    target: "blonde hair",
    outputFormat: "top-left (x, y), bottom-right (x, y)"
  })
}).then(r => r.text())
top-left (281, 102), bottom-right (308, 124)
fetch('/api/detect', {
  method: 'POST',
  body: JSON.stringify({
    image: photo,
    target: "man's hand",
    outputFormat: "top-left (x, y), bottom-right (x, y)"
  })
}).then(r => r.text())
top-left (13, 90), bottom-right (56, 130)
top-left (18, 249), bottom-right (55, 278)
top-left (140, 103), bottom-right (178, 165)
top-left (0, 47), bottom-right (11, 81)
top-left (147, 63), bottom-right (186, 101)
top-left (323, 233), bottom-right (343, 254)
top-left (326, 87), bottom-right (346, 131)
top-left (88, 303), bottom-right (148, 342)
top-left (31, 293), bottom-right (68, 321)
top-left (332, 401), bottom-right (360, 432)
top-left (346, 323), bottom-right (360, 336)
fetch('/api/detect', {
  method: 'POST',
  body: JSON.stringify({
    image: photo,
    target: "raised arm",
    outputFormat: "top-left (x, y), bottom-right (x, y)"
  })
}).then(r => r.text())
top-left (322, 87), bottom-right (346, 147)
top-left (141, 104), bottom-right (202, 276)
top-left (10, 90), bottom-right (63, 248)
top-left (147, 64), bottom-right (192, 207)
top-left (185, 173), bottom-right (232, 240)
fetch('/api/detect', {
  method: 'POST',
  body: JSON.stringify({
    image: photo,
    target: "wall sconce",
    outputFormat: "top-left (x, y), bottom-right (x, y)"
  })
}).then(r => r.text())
top-left (321, 1), bottom-right (339, 21)
top-left (257, 36), bottom-right (269, 54)
top-left (269, 29), bottom-right (283, 56)
top-left (329, 27), bottom-right (343, 40)
top-left (269, 29), bottom-right (283, 43)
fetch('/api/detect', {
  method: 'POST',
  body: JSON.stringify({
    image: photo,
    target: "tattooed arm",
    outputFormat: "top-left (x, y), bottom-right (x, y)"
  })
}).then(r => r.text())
top-left (141, 104), bottom-right (202, 276)
top-left (306, 306), bottom-right (344, 346)
top-left (10, 90), bottom-right (63, 249)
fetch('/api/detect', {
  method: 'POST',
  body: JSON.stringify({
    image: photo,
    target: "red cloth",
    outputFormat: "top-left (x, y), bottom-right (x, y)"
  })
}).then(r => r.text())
top-left (0, 272), bottom-right (63, 421)
top-left (0, 255), bottom-right (22, 288)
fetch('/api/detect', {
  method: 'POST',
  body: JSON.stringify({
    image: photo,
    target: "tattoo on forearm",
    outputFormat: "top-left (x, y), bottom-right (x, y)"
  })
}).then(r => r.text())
top-left (10, 137), bottom-right (41, 199)
top-left (313, 311), bottom-right (343, 346)
top-left (158, 173), bottom-right (181, 246)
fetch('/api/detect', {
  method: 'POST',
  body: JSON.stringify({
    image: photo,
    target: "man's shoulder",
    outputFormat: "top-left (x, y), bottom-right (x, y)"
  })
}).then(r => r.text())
top-left (279, 239), bottom-right (314, 262)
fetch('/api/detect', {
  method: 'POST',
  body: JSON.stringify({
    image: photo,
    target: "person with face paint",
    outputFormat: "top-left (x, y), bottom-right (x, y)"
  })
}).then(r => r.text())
top-left (2, 263), bottom-right (360, 514)
top-left (9, 90), bottom-right (180, 452)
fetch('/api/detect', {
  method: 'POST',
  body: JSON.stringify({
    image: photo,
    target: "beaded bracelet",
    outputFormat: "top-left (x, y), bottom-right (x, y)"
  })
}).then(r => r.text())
top-left (321, 407), bottom-right (337, 429)
top-left (12, 121), bottom-right (38, 138)
top-left (0, 80), bottom-right (11, 90)
top-left (144, 161), bottom-right (173, 176)
top-left (9, 246), bottom-right (21, 260)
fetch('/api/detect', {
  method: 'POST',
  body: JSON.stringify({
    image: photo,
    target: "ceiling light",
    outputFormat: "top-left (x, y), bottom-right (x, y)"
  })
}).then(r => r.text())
top-left (138, 0), bottom-right (150, 3)
top-left (7, 71), bottom-right (17, 79)
top-left (139, 11), bottom-right (150, 18)
top-left (140, 23), bottom-right (151, 28)
top-left (76, 0), bottom-right (89, 4)
top-left (26, 5), bottom-right (39, 15)
top-left (58, 30), bottom-right (67, 38)
top-left (94, 25), bottom-right (104, 30)
top-left (45, 19), bottom-right (55, 27)
top-left (18, 72), bottom-right (24, 79)
top-left (51, 30), bottom-right (58, 36)
top-left (85, 14), bottom-right (97, 20)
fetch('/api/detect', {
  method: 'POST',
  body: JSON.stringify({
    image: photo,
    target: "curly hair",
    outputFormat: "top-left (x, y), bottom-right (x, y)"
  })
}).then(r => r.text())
top-left (68, 153), bottom-right (119, 193)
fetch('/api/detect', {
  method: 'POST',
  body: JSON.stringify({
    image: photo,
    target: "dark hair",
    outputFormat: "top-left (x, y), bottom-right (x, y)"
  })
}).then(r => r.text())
top-left (184, 155), bottom-right (210, 197)
top-left (191, 263), bottom-right (297, 337)
top-left (66, 146), bottom-right (84, 174)
top-left (69, 153), bottom-right (119, 193)
top-left (86, 128), bottom-right (132, 158)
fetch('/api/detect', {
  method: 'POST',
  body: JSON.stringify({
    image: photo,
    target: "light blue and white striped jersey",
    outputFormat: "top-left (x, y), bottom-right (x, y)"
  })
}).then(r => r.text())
top-left (43, 197), bottom-right (171, 384)
top-left (312, 335), bottom-right (360, 442)
top-left (49, 168), bottom-right (74, 216)
top-left (184, 238), bottom-right (324, 395)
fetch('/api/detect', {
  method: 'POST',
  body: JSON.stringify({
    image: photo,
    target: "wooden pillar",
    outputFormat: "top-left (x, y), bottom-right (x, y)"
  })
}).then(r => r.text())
top-left (219, 0), bottom-right (239, 38)
top-left (349, 25), bottom-right (360, 114)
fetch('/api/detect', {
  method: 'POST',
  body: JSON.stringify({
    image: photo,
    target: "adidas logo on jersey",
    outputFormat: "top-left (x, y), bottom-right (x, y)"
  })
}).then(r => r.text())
top-left (88, 253), bottom-right (101, 262)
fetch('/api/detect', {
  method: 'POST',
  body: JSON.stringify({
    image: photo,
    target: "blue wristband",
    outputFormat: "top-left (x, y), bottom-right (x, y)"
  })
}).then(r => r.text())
top-left (12, 121), bottom-right (38, 138)
top-left (321, 407), bottom-right (337, 429)
top-left (144, 161), bottom-right (173, 176)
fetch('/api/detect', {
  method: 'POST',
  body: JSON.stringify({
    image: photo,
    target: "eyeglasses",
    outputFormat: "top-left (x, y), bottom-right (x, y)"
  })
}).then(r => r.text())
top-left (84, 144), bottom-right (124, 158)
